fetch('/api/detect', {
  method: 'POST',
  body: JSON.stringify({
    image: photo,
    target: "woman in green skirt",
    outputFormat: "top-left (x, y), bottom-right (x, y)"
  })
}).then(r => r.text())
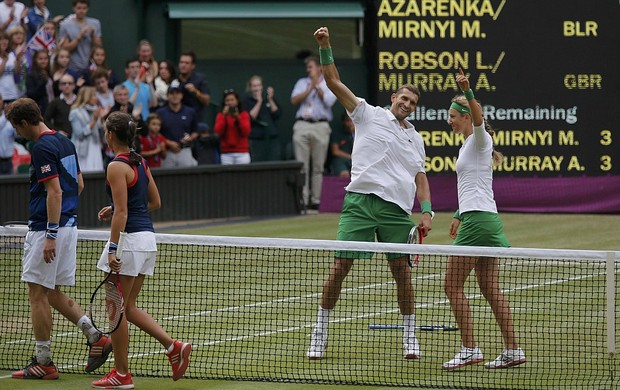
top-left (442, 69), bottom-right (526, 371)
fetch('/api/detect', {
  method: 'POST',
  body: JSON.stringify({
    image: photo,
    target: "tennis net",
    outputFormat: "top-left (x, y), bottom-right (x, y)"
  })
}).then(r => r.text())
top-left (0, 226), bottom-right (617, 389)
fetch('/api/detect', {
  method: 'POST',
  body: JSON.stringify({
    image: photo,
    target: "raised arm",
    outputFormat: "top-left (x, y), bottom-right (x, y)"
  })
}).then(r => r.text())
top-left (456, 68), bottom-right (482, 127)
top-left (313, 27), bottom-right (360, 113)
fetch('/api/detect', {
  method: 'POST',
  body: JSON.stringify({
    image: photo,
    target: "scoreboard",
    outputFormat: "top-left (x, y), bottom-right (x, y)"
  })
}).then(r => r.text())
top-left (372, 0), bottom-right (619, 178)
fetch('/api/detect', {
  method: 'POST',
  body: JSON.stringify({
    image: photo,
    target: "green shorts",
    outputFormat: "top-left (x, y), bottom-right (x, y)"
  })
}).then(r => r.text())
top-left (335, 192), bottom-right (415, 260)
top-left (454, 211), bottom-right (511, 247)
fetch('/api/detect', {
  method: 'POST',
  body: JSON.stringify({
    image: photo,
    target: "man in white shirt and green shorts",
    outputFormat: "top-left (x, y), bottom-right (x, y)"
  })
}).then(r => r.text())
top-left (307, 27), bottom-right (434, 361)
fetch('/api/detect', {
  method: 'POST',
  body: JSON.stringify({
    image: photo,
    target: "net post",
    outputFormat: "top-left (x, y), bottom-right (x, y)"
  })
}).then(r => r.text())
top-left (606, 251), bottom-right (616, 359)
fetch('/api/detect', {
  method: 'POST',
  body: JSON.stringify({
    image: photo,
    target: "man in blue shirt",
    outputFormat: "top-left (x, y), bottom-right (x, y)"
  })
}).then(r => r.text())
top-left (123, 57), bottom-right (156, 122)
top-left (290, 56), bottom-right (337, 210)
top-left (7, 98), bottom-right (112, 380)
top-left (177, 51), bottom-right (211, 121)
top-left (156, 81), bottom-right (200, 168)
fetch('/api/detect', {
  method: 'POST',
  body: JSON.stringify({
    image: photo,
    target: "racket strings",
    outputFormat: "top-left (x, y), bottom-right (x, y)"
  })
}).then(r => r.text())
top-left (91, 281), bottom-right (123, 334)
top-left (104, 282), bottom-right (123, 321)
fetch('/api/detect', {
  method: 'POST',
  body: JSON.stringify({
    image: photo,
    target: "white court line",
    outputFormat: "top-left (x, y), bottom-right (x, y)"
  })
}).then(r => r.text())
top-left (161, 273), bottom-right (439, 321)
top-left (1, 268), bottom-right (609, 372)
top-left (186, 269), bottom-right (609, 350)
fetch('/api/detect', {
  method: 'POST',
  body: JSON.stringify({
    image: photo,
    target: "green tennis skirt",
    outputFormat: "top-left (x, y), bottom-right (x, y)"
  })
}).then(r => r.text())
top-left (454, 211), bottom-right (511, 247)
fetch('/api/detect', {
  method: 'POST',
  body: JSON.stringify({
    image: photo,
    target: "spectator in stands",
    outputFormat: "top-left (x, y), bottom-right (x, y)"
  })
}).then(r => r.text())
top-left (0, 30), bottom-right (26, 103)
top-left (43, 18), bottom-right (63, 52)
top-left (177, 51), bottom-right (210, 120)
top-left (442, 71), bottom-right (526, 370)
top-left (51, 47), bottom-right (82, 96)
top-left (105, 84), bottom-right (142, 164)
top-left (156, 80), bottom-right (199, 168)
top-left (7, 24), bottom-right (25, 54)
top-left (136, 39), bottom-right (158, 79)
top-left (26, 0), bottom-right (61, 41)
top-left (306, 27), bottom-right (433, 361)
top-left (25, 48), bottom-right (53, 113)
top-left (82, 45), bottom-right (118, 88)
top-left (0, 94), bottom-right (16, 174)
top-left (92, 67), bottom-right (113, 109)
top-left (122, 56), bottom-right (155, 122)
top-left (214, 89), bottom-right (251, 165)
top-left (43, 73), bottom-right (75, 136)
top-left (59, 0), bottom-right (101, 72)
top-left (329, 112), bottom-right (354, 177)
top-left (7, 25), bottom-right (26, 90)
top-left (69, 85), bottom-right (106, 172)
top-left (0, 0), bottom-right (28, 33)
top-left (290, 55), bottom-right (337, 210)
top-left (109, 84), bottom-right (142, 125)
top-left (153, 59), bottom-right (176, 109)
top-left (243, 74), bottom-right (281, 162)
top-left (192, 127), bottom-right (220, 165)
top-left (139, 113), bottom-right (166, 168)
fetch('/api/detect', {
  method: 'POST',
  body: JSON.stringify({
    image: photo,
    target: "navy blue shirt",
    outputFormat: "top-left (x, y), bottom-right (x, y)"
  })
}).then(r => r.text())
top-left (29, 130), bottom-right (81, 231)
top-left (179, 72), bottom-right (210, 117)
top-left (106, 154), bottom-right (154, 233)
top-left (155, 105), bottom-right (199, 143)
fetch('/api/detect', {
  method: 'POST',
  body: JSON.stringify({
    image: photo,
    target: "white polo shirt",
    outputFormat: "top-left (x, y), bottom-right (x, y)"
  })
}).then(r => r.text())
top-left (345, 99), bottom-right (426, 214)
top-left (455, 120), bottom-right (497, 213)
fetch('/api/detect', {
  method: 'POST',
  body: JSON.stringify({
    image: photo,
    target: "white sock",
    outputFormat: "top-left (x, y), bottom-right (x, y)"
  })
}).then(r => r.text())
top-left (78, 315), bottom-right (100, 344)
top-left (402, 314), bottom-right (416, 335)
top-left (166, 342), bottom-right (175, 354)
top-left (35, 341), bottom-right (52, 365)
top-left (316, 306), bottom-right (331, 332)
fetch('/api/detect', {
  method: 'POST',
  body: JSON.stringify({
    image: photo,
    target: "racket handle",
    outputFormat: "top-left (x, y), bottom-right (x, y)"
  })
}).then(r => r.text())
top-left (369, 324), bottom-right (403, 330)
top-left (116, 232), bottom-right (127, 259)
top-left (369, 324), bottom-right (458, 331)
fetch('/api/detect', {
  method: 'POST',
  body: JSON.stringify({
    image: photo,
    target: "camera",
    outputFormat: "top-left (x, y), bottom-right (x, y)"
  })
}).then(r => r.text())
top-left (227, 105), bottom-right (238, 115)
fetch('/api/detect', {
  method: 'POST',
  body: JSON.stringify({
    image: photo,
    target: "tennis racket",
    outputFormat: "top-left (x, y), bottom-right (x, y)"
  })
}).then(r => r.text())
top-left (369, 324), bottom-right (458, 331)
top-left (406, 225), bottom-right (422, 267)
top-left (407, 211), bottom-right (434, 267)
top-left (89, 232), bottom-right (126, 335)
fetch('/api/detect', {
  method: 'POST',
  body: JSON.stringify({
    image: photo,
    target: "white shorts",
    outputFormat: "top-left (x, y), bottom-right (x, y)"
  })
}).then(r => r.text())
top-left (22, 227), bottom-right (78, 289)
top-left (97, 231), bottom-right (157, 277)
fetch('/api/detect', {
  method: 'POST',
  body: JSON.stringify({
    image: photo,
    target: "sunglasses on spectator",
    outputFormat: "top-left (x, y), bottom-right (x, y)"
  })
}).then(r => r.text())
top-left (60, 81), bottom-right (74, 85)
top-left (223, 89), bottom-right (235, 94)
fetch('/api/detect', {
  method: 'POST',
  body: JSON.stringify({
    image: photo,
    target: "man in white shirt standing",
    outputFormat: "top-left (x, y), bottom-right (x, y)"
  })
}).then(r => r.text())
top-left (306, 27), bottom-right (433, 361)
top-left (290, 55), bottom-right (337, 211)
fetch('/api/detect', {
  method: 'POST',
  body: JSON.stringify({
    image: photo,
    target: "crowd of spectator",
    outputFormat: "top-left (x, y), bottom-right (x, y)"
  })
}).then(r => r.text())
top-left (0, 0), bottom-right (353, 186)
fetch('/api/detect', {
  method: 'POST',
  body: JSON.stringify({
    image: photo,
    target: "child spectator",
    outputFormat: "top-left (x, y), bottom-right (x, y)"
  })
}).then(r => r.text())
top-left (25, 49), bottom-right (53, 114)
top-left (83, 45), bottom-right (118, 88)
top-left (51, 47), bottom-right (82, 96)
top-left (139, 113), bottom-right (167, 168)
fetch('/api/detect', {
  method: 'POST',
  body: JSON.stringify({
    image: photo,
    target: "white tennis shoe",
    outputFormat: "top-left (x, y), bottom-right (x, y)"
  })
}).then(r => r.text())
top-left (306, 329), bottom-right (327, 360)
top-left (485, 348), bottom-right (526, 369)
top-left (442, 346), bottom-right (484, 370)
top-left (403, 332), bottom-right (420, 359)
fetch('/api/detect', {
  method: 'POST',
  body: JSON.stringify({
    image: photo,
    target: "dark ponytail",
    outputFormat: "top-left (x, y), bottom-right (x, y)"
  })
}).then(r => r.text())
top-left (105, 111), bottom-right (142, 166)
